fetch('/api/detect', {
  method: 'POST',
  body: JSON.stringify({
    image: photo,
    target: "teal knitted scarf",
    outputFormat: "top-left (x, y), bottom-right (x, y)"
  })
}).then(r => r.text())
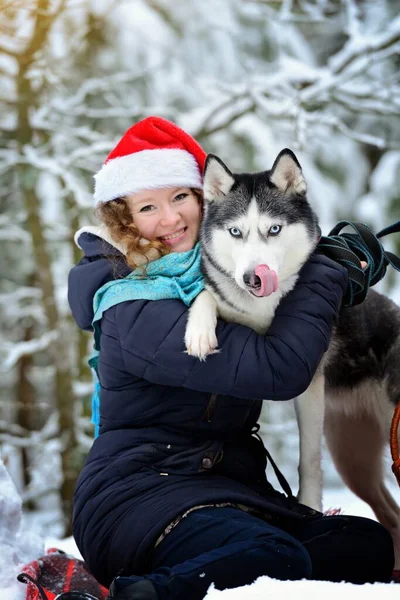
top-left (92, 241), bottom-right (204, 327)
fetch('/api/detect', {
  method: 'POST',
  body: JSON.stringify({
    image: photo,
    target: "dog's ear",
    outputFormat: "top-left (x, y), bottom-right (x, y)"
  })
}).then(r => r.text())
top-left (203, 154), bottom-right (235, 202)
top-left (269, 149), bottom-right (306, 195)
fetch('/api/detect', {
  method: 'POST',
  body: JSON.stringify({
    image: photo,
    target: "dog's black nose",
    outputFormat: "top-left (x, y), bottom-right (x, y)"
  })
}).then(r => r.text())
top-left (243, 272), bottom-right (251, 286)
top-left (243, 271), bottom-right (261, 289)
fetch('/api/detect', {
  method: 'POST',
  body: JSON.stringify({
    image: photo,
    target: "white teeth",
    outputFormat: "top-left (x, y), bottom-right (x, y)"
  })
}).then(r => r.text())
top-left (161, 228), bottom-right (185, 241)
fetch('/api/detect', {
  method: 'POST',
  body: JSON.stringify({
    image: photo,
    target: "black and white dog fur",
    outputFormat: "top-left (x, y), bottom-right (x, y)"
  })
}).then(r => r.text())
top-left (185, 150), bottom-right (400, 567)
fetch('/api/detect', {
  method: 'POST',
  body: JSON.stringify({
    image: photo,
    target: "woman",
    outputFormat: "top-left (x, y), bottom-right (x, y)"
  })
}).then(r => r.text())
top-left (68, 117), bottom-right (394, 600)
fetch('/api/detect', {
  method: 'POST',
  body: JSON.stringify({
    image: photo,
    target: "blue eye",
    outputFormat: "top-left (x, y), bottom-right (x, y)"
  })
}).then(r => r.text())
top-left (229, 227), bottom-right (242, 238)
top-left (269, 225), bottom-right (282, 236)
top-left (139, 205), bottom-right (155, 212)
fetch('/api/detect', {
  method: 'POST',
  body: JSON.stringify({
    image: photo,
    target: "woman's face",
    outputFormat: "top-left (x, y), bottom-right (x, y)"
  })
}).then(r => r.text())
top-left (126, 187), bottom-right (202, 253)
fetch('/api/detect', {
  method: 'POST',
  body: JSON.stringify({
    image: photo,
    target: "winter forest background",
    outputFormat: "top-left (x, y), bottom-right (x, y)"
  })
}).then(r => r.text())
top-left (0, 0), bottom-right (399, 540)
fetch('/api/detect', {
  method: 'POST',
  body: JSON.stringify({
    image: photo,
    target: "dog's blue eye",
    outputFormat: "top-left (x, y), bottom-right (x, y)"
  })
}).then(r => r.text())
top-left (229, 227), bottom-right (242, 238)
top-left (269, 225), bottom-right (282, 236)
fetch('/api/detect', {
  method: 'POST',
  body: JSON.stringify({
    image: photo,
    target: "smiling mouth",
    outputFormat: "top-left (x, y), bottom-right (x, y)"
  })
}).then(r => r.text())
top-left (160, 227), bottom-right (187, 241)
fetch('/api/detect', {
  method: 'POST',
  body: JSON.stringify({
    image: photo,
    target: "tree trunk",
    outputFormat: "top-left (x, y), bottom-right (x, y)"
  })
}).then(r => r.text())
top-left (16, 320), bottom-right (36, 511)
top-left (15, 0), bottom-right (79, 536)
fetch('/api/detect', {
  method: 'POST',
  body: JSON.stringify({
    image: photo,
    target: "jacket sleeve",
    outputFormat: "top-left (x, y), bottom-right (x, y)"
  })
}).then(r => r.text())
top-left (109, 253), bottom-right (347, 401)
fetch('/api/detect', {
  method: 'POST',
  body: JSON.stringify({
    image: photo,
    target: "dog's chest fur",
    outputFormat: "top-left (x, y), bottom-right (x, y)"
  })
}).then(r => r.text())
top-left (204, 258), bottom-right (299, 334)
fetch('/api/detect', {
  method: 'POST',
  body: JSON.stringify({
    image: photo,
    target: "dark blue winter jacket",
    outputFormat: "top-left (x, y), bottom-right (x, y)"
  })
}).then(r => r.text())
top-left (68, 232), bottom-right (347, 587)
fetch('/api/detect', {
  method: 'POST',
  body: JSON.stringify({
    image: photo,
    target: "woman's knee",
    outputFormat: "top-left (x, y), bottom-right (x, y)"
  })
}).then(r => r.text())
top-left (347, 517), bottom-right (394, 582)
top-left (250, 529), bottom-right (312, 581)
top-left (307, 515), bottom-right (395, 584)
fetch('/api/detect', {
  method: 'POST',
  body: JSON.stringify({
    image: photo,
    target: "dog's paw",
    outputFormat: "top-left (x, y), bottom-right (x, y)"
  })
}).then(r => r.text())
top-left (185, 325), bottom-right (219, 361)
top-left (185, 290), bottom-right (219, 361)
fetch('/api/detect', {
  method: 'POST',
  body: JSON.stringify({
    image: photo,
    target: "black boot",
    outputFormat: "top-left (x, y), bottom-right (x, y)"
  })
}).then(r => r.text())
top-left (107, 578), bottom-right (159, 600)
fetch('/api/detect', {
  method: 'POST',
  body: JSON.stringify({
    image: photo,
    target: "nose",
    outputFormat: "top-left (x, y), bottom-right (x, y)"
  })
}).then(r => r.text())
top-left (159, 205), bottom-right (181, 227)
top-left (243, 270), bottom-right (261, 289)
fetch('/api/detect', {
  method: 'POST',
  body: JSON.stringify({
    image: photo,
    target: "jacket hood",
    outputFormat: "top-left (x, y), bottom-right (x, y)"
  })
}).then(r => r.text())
top-left (74, 225), bottom-right (127, 255)
top-left (68, 229), bottom-right (130, 331)
top-left (68, 225), bottom-right (163, 330)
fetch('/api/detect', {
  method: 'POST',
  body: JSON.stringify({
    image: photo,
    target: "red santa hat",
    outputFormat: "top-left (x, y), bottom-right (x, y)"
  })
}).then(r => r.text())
top-left (94, 116), bottom-right (207, 204)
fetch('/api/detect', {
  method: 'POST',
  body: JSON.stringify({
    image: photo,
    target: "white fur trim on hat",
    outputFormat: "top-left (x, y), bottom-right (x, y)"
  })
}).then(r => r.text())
top-left (94, 148), bottom-right (202, 204)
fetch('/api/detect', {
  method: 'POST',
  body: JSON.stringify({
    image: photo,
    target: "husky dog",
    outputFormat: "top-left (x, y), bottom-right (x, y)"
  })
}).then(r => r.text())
top-left (185, 150), bottom-right (400, 567)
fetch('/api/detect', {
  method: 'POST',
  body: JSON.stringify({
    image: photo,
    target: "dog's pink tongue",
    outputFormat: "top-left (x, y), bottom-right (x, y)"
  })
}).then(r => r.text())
top-left (253, 264), bottom-right (278, 297)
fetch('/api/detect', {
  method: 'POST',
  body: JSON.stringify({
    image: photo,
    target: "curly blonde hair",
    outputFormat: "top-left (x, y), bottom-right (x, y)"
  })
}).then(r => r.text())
top-left (95, 189), bottom-right (203, 272)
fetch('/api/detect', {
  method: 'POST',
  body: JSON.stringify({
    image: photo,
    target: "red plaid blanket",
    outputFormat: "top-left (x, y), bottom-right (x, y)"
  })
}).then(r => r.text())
top-left (17, 548), bottom-right (108, 600)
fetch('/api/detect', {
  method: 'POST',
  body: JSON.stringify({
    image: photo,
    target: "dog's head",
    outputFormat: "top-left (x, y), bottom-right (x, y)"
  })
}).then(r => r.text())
top-left (201, 149), bottom-right (320, 296)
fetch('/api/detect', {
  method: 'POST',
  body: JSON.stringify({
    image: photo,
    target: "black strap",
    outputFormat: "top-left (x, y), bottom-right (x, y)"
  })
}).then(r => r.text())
top-left (317, 220), bottom-right (400, 307)
top-left (263, 444), bottom-right (295, 500)
top-left (17, 572), bottom-right (49, 600)
top-left (251, 424), bottom-right (295, 499)
top-left (377, 220), bottom-right (400, 271)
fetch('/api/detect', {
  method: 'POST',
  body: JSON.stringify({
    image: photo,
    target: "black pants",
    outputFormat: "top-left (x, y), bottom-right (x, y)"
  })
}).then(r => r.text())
top-left (117, 507), bottom-right (394, 599)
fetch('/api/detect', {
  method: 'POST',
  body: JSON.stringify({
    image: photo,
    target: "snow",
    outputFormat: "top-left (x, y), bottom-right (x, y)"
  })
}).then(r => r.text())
top-left (1, 454), bottom-right (398, 599)
top-left (0, 460), bottom-right (43, 600)
top-left (205, 577), bottom-right (399, 599)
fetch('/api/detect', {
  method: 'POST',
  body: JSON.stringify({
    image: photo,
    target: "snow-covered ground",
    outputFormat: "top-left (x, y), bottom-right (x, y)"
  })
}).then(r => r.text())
top-left (0, 461), bottom-right (44, 600)
top-left (1, 458), bottom-right (398, 600)
top-left (205, 578), bottom-right (399, 599)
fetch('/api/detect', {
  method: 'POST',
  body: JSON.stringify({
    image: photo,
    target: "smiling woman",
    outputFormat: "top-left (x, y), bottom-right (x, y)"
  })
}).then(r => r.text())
top-left (68, 116), bottom-right (395, 600)
top-left (96, 186), bottom-right (203, 270)
top-left (125, 187), bottom-right (202, 253)
top-left (93, 117), bottom-right (206, 271)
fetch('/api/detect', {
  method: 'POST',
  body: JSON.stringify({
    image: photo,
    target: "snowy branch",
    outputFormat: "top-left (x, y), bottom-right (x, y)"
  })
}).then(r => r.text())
top-left (21, 485), bottom-right (59, 504)
top-left (306, 112), bottom-right (396, 149)
top-left (60, 106), bottom-right (148, 119)
top-left (250, 0), bottom-right (328, 23)
top-left (332, 91), bottom-right (400, 117)
top-left (0, 287), bottom-right (44, 326)
top-left (0, 223), bottom-right (31, 242)
top-left (0, 151), bottom-right (23, 175)
top-left (330, 15), bottom-right (400, 75)
top-left (0, 0), bottom-right (28, 11)
top-left (73, 380), bottom-right (93, 398)
top-left (343, 0), bottom-right (362, 39)
top-left (22, 145), bottom-right (93, 207)
top-left (192, 94), bottom-right (256, 140)
top-left (48, 66), bottom-right (166, 115)
top-left (0, 43), bottom-right (19, 58)
top-left (0, 421), bottom-right (27, 437)
top-left (0, 413), bottom-right (59, 454)
top-left (61, 141), bottom-right (115, 168)
top-left (2, 330), bottom-right (58, 369)
top-left (75, 426), bottom-right (95, 451)
top-left (299, 44), bottom-right (400, 107)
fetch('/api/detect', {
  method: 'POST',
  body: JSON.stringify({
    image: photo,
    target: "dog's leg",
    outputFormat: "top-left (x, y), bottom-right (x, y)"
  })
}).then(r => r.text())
top-left (294, 374), bottom-right (325, 511)
top-left (185, 290), bottom-right (219, 361)
top-left (324, 397), bottom-right (400, 569)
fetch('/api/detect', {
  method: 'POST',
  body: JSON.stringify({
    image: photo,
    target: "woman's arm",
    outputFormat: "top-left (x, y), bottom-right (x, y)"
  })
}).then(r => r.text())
top-left (106, 253), bottom-right (347, 401)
